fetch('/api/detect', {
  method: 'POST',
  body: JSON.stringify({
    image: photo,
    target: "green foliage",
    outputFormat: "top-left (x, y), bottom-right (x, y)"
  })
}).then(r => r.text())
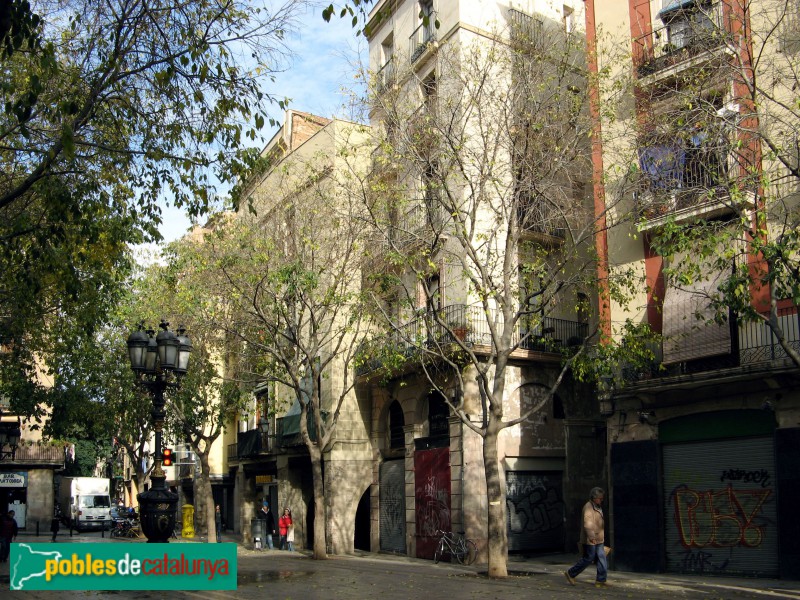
top-left (0, 0), bottom-right (303, 414)
top-left (62, 438), bottom-right (113, 477)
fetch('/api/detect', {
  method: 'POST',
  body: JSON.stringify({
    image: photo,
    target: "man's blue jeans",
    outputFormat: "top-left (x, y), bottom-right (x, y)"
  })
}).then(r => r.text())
top-left (265, 533), bottom-right (274, 549)
top-left (567, 543), bottom-right (607, 583)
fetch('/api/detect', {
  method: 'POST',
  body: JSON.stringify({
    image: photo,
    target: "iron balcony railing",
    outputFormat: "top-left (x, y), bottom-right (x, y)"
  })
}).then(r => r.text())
top-left (636, 146), bottom-right (731, 219)
top-left (634, 5), bottom-right (726, 77)
top-left (622, 305), bottom-right (800, 382)
top-left (4, 443), bottom-right (65, 465)
top-left (508, 8), bottom-right (544, 47)
top-left (376, 58), bottom-right (395, 93)
top-left (409, 13), bottom-right (437, 63)
top-left (228, 428), bottom-right (273, 461)
top-left (356, 303), bottom-right (588, 376)
top-left (517, 195), bottom-right (567, 240)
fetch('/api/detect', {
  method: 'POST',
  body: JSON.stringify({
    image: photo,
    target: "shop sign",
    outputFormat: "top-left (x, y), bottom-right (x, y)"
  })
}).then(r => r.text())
top-left (255, 475), bottom-right (274, 484)
top-left (0, 471), bottom-right (27, 487)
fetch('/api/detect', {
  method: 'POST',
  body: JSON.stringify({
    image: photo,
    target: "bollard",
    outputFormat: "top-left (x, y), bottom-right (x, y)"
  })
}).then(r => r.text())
top-left (36, 521), bottom-right (40, 537)
top-left (101, 524), bottom-right (105, 538)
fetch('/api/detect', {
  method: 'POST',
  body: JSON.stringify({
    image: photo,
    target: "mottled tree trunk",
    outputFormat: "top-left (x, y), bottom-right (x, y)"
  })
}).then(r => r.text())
top-left (198, 453), bottom-right (216, 542)
top-left (483, 419), bottom-right (508, 577)
top-left (309, 442), bottom-right (327, 559)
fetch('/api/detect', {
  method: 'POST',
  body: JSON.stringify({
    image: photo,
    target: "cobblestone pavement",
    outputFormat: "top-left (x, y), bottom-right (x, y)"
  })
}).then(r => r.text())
top-left (2, 531), bottom-right (800, 599)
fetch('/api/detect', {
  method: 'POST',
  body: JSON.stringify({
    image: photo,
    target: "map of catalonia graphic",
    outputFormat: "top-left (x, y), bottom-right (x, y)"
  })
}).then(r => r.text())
top-left (10, 544), bottom-right (63, 590)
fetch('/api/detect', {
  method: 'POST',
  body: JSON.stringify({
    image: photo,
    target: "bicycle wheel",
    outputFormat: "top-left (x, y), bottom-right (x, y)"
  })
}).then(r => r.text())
top-left (462, 539), bottom-right (477, 566)
top-left (433, 539), bottom-right (445, 564)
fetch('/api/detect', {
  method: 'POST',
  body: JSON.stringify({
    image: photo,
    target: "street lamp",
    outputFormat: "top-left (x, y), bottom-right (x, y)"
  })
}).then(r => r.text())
top-left (126, 320), bottom-right (192, 543)
top-left (0, 413), bottom-right (21, 461)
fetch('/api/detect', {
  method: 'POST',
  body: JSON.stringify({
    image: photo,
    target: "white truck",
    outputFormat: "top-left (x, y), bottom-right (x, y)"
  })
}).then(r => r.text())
top-left (58, 477), bottom-right (112, 530)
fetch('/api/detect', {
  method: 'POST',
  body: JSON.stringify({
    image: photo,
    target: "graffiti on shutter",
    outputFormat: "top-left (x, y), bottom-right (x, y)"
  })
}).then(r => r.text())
top-left (663, 437), bottom-right (778, 577)
top-left (379, 459), bottom-right (406, 553)
top-left (506, 471), bottom-right (565, 552)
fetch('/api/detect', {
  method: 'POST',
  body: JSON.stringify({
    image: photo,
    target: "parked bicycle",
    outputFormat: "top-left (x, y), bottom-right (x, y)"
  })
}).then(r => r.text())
top-left (433, 530), bottom-right (477, 565)
top-left (110, 518), bottom-right (140, 538)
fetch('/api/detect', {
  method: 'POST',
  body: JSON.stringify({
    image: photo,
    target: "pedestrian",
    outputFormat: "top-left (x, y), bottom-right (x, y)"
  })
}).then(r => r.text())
top-left (0, 511), bottom-right (13, 562)
top-left (565, 487), bottom-right (610, 588)
top-left (257, 501), bottom-right (275, 549)
top-left (279, 508), bottom-right (293, 551)
top-left (214, 504), bottom-right (223, 543)
top-left (50, 513), bottom-right (60, 542)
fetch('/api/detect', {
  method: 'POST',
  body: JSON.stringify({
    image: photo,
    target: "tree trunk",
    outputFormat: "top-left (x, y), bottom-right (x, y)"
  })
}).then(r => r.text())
top-left (483, 421), bottom-right (508, 577)
top-left (308, 443), bottom-right (327, 559)
top-left (199, 453), bottom-right (216, 543)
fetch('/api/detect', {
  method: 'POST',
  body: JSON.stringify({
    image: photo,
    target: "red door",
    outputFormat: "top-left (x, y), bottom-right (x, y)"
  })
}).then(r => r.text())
top-left (414, 447), bottom-right (451, 559)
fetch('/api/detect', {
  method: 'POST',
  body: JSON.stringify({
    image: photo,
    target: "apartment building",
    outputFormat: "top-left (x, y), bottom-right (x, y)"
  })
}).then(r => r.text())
top-left (226, 110), bottom-right (374, 553)
top-left (591, 0), bottom-right (800, 580)
top-left (0, 370), bottom-right (65, 529)
top-left (359, 0), bottom-right (605, 562)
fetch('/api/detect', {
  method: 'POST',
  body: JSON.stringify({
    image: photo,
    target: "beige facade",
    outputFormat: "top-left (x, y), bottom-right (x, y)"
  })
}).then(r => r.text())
top-left (361, 0), bottom-right (604, 563)
top-left (591, 0), bottom-right (800, 579)
top-left (226, 111), bottom-right (374, 554)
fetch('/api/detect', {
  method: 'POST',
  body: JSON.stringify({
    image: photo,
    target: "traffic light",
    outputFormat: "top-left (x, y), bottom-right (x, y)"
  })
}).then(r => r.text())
top-left (162, 448), bottom-right (173, 467)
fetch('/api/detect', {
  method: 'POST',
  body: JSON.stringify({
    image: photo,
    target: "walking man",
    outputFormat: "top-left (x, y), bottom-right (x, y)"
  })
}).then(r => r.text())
top-left (565, 487), bottom-right (610, 588)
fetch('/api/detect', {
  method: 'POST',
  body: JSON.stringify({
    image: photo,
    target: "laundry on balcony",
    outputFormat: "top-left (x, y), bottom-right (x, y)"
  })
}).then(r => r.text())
top-left (639, 145), bottom-right (685, 190)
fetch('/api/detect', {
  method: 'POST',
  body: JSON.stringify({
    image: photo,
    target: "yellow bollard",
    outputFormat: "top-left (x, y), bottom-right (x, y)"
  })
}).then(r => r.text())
top-left (181, 504), bottom-right (195, 538)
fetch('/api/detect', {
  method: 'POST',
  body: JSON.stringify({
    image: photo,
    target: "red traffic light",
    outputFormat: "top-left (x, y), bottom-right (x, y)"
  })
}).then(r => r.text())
top-left (162, 448), bottom-right (174, 467)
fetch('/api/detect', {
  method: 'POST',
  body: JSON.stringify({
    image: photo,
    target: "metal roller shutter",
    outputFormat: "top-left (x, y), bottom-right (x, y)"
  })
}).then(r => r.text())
top-left (506, 471), bottom-right (565, 552)
top-left (662, 437), bottom-right (778, 577)
top-left (379, 460), bottom-right (406, 553)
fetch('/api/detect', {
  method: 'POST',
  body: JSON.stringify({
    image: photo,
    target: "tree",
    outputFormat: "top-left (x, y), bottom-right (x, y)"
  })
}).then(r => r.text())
top-left (622, 0), bottom-right (800, 368)
top-left (359, 17), bottom-right (637, 577)
top-left (124, 249), bottom-right (249, 543)
top-left (181, 122), bottom-right (375, 557)
top-left (0, 0), bottom-right (306, 415)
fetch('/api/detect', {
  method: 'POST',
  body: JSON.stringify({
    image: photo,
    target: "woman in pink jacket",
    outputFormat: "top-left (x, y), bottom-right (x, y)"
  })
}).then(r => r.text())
top-left (278, 508), bottom-right (293, 551)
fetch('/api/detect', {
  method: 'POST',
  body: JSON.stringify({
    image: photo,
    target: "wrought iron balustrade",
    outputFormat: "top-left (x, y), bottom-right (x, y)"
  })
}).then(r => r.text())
top-left (356, 303), bottom-right (588, 376)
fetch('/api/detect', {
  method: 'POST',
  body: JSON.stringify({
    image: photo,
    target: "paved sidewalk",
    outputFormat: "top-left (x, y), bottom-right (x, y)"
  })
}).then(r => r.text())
top-left (3, 531), bottom-right (800, 599)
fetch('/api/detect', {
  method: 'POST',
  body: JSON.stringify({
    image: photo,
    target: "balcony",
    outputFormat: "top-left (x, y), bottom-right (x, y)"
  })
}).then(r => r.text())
top-left (369, 198), bottom-right (448, 255)
top-left (376, 58), bottom-right (395, 93)
top-left (356, 303), bottom-right (588, 376)
top-left (3, 443), bottom-right (65, 466)
top-left (409, 14), bottom-right (436, 64)
top-left (621, 305), bottom-right (800, 383)
top-left (634, 4), bottom-right (727, 78)
top-left (635, 144), bottom-right (738, 228)
top-left (509, 9), bottom-right (544, 47)
top-left (517, 195), bottom-right (567, 243)
top-left (227, 428), bottom-right (272, 462)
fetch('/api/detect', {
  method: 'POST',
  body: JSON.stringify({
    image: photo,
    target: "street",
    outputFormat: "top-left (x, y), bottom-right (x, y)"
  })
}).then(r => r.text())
top-left (3, 533), bottom-right (800, 600)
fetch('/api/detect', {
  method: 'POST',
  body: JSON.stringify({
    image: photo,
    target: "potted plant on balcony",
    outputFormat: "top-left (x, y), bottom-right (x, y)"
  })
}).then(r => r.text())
top-left (447, 318), bottom-right (471, 342)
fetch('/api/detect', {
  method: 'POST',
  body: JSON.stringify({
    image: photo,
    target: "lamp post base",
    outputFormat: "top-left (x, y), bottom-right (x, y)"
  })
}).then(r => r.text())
top-left (138, 476), bottom-right (178, 543)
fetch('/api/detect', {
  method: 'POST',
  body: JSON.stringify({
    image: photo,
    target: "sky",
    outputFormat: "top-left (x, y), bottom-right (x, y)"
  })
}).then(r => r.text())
top-left (157, 4), bottom-right (367, 244)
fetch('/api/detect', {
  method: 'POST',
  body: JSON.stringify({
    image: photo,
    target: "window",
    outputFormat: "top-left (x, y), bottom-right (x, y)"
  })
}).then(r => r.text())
top-left (427, 392), bottom-right (449, 438)
top-left (562, 5), bottom-right (574, 33)
top-left (389, 401), bottom-right (405, 449)
top-left (421, 273), bottom-right (441, 310)
top-left (379, 34), bottom-right (395, 91)
top-left (658, 0), bottom-right (716, 52)
top-left (410, 0), bottom-right (436, 62)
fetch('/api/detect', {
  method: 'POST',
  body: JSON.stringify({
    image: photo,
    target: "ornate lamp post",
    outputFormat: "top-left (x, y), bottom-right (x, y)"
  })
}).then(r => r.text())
top-left (126, 320), bottom-right (191, 543)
